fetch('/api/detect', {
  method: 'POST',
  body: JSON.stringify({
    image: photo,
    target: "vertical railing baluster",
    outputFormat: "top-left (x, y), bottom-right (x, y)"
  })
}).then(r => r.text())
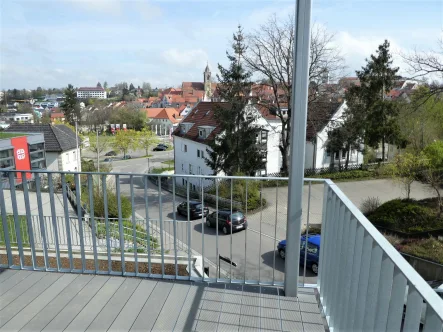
top-left (328, 201), bottom-right (346, 328)
top-left (186, 180), bottom-right (191, 280)
top-left (352, 232), bottom-right (373, 331)
top-left (61, 174), bottom-right (73, 270)
top-left (362, 244), bottom-right (383, 331)
top-left (22, 172), bottom-right (36, 269)
top-left (158, 176), bottom-right (165, 276)
top-left (0, 174), bottom-right (13, 267)
top-left (116, 175), bottom-right (125, 275)
top-left (144, 175), bottom-right (151, 275)
top-left (258, 180), bottom-right (263, 284)
top-left (35, 173), bottom-right (49, 269)
top-left (272, 180), bottom-right (279, 285)
top-left (215, 178), bottom-right (219, 280)
top-left (346, 224), bottom-right (365, 328)
top-left (302, 181), bottom-right (312, 286)
top-left (423, 307), bottom-right (443, 332)
top-left (172, 177), bottom-right (178, 278)
top-left (244, 180), bottom-right (248, 283)
top-left (88, 174), bottom-right (98, 273)
top-left (403, 284), bottom-right (423, 331)
top-left (102, 175), bottom-right (111, 274)
top-left (318, 184), bottom-right (331, 291)
top-left (338, 216), bottom-right (357, 330)
top-left (200, 178), bottom-right (205, 281)
top-left (374, 255), bottom-right (395, 332)
top-left (229, 178), bottom-right (233, 282)
top-left (130, 175), bottom-right (138, 275)
top-left (48, 173), bottom-right (61, 271)
top-left (74, 173), bottom-right (85, 272)
top-left (9, 173), bottom-right (24, 268)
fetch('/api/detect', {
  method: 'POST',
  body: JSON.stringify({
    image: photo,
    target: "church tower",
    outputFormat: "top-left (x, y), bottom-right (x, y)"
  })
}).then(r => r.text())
top-left (203, 63), bottom-right (212, 101)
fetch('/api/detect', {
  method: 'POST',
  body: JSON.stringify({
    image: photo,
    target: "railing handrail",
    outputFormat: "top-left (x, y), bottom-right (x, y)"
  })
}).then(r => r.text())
top-left (325, 179), bottom-right (443, 320)
top-left (7, 168), bottom-right (326, 182)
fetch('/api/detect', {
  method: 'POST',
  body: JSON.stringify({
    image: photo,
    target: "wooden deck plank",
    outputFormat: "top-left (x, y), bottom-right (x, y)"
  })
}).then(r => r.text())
top-left (0, 270), bottom-right (33, 296)
top-left (64, 277), bottom-right (125, 332)
top-left (108, 279), bottom-right (157, 332)
top-left (0, 269), bottom-right (18, 283)
top-left (41, 276), bottom-right (109, 331)
top-left (0, 273), bottom-right (61, 328)
top-left (152, 282), bottom-right (192, 331)
top-left (86, 278), bottom-right (141, 332)
top-left (129, 281), bottom-right (174, 331)
top-left (20, 274), bottom-right (93, 332)
top-left (173, 284), bottom-right (206, 332)
top-left (0, 274), bottom-right (79, 332)
top-left (0, 272), bottom-right (46, 310)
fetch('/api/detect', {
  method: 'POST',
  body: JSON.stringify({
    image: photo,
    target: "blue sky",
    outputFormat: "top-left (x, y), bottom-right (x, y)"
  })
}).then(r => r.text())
top-left (0, 0), bottom-right (442, 90)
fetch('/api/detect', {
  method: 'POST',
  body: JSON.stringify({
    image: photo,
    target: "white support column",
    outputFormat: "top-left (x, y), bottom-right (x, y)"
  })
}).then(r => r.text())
top-left (284, 0), bottom-right (312, 297)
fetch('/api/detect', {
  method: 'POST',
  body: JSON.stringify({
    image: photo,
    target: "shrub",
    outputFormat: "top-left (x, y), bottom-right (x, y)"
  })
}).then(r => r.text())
top-left (367, 199), bottom-right (441, 233)
top-left (89, 189), bottom-right (133, 219)
top-left (317, 170), bottom-right (374, 180)
top-left (398, 237), bottom-right (443, 264)
top-left (360, 197), bottom-right (381, 215)
top-left (217, 178), bottom-right (266, 210)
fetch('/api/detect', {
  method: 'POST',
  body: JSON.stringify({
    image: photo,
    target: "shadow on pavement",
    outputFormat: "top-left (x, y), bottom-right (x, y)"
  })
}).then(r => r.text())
top-left (260, 250), bottom-right (317, 278)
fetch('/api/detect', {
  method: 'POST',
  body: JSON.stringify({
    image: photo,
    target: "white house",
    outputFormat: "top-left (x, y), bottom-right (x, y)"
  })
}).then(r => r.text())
top-left (304, 101), bottom-right (364, 169)
top-left (77, 87), bottom-right (107, 99)
top-left (172, 102), bottom-right (280, 189)
top-left (5, 124), bottom-right (81, 172)
top-left (0, 112), bottom-right (34, 124)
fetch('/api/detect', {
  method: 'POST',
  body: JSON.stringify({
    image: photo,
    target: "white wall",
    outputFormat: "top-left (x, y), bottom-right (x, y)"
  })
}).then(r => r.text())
top-left (45, 152), bottom-right (60, 171)
top-left (173, 136), bottom-right (216, 189)
top-left (60, 148), bottom-right (81, 172)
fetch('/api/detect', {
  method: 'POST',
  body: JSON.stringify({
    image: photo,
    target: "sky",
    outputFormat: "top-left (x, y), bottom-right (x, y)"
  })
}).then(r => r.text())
top-left (0, 0), bottom-right (442, 90)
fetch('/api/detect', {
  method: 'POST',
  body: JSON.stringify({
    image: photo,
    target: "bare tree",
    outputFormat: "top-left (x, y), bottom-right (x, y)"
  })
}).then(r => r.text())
top-left (402, 38), bottom-right (443, 99)
top-left (244, 14), bottom-right (346, 174)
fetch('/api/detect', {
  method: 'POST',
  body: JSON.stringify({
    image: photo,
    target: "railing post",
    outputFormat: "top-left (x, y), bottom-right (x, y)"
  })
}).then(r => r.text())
top-left (284, 0), bottom-right (312, 297)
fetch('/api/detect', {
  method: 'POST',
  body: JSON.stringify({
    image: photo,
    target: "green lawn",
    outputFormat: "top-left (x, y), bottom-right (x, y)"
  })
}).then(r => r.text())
top-left (0, 132), bottom-right (26, 139)
top-left (0, 215), bottom-right (30, 246)
top-left (161, 160), bottom-right (174, 166)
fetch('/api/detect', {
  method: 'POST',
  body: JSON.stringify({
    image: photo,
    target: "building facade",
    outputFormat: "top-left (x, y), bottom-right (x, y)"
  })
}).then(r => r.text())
top-left (77, 87), bottom-right (107, 99)
top-left (0, 132), bottom-right (46, 185)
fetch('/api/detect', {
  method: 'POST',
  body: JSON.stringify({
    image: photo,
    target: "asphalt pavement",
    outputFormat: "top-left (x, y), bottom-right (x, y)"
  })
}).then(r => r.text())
top-left (108, 152), bottom-right (435, 285)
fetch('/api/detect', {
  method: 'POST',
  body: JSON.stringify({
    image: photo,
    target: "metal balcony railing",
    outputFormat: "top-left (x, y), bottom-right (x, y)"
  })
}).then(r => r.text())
top-left (0, 169), bottom-right (442, 331)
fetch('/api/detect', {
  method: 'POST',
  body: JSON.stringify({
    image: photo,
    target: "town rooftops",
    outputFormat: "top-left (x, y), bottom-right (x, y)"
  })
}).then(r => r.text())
top-left (77, 87), bottom-right (105, 92)
top-left (4, 124), bottom-right (78, 152)
top-left (147, 108), bottom-right (181, 124)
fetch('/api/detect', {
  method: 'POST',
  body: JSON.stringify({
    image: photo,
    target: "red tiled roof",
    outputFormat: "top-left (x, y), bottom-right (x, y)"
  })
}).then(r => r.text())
top-left (50, 113), bottom-right (65, 119)
top-left (172, 102), bottom-right (229, 144)
top-left (146, 108), bottom-right (181, 124)
top-left (77, 87), bottom-right (105, 91)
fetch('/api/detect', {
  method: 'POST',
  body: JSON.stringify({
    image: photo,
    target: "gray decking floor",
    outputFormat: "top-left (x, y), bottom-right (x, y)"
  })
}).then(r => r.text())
top-left (0, 269), bottom-right (326, 332)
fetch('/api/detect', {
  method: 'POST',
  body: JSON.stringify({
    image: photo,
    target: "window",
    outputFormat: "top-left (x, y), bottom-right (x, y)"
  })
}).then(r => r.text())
top-left (197, 166), bottom-right (201, 174)
top-left (199, 129), bottom-right (204, 137)
top-left (189, 164), bottom-right (193, 173)
top-left (201, 150), bottom-right (204, 159)
top-left (184, 144), bottom-right (187, 152)
top-left (341, 149), bottom-right (347, 160)
top-left (0, 149), bottom-right (14, 169)
top-left (181, 164), bottom-right (184, 171)
top-left (197, 150), bottom-right (200, 158)
top-left (334, 151), bottom-right (339, 160)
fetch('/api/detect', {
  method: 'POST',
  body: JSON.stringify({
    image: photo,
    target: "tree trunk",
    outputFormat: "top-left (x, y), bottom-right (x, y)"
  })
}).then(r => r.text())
top-left (345, 145), bottom-right (350, 170)
top-left (382, 136), bottom-right (385, 162)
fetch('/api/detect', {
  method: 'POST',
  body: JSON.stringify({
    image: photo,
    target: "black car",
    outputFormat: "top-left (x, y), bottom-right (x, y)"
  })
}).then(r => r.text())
top-left (105, 151), bottom-right (117, 156)
top-left (104, 158), bottom-right (113, 162)
top-left (205, 210), bottom-right (248, 234)
top-left (177, 201), bottom-right (209, 219)
top-left (153, 144), bottom-right (169, 151)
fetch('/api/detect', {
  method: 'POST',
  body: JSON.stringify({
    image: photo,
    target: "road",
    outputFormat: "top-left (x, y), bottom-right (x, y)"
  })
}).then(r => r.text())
top-left (110, 153), bottom-right (435, 284)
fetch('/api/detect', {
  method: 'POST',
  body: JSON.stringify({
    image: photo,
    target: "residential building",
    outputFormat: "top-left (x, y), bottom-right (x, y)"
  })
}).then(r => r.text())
top-left (146, 108), bottom-right (182, 135)
top-left (76, 87), bottom-right (107, 99)
top-left (304, 101), bottom-right (364, 169)
top-left (50, 112), bottom-right (66, 124)
top-left (0, 112), bottom-right (34, 124)
top-left (172, 102), bottom-right (280, 188)
top-left (0, 132), bottom-right (46, 185)
top-left (4, 124), bottom-right (81, 172)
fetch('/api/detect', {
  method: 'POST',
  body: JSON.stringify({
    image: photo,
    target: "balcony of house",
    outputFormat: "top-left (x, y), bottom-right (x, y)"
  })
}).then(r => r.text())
top-left (0, 169), bottom-right (442, 332)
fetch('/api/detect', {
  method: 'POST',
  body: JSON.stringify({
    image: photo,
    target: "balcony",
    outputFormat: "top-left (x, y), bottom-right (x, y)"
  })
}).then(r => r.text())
top-left (0, 169), bottom-right (442, 331)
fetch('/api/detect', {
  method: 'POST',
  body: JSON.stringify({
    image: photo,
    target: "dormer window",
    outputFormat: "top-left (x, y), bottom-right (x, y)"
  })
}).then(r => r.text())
top-left (198, 125), bottom-right (215, 139)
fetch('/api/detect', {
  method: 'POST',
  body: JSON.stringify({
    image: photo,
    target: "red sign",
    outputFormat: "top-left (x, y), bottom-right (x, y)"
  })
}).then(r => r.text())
top-left (11, 137), bottom-right (31, 179)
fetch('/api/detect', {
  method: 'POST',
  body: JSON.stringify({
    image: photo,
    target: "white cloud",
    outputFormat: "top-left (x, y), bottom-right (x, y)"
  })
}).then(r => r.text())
top-left (162, 49), bottom-right (208, 68)
top-left (66, 0), bottom-right (123, 15)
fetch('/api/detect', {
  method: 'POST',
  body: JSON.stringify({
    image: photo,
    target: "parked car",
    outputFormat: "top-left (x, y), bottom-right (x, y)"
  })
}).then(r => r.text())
top-left (122, 155), bottom-right (132, 160)
top-left (177, 201), bottom-right (209, 219)
top-left (105, 151), bottom-right (117, 156)
top-left (104, 158), bottom-right (113, 162)
top-left (153, 144), bottom-right (168, 151)
top-left (205, 210), bottom-right (248, 235)
top-left (277, 234), bottom-right (320, 274)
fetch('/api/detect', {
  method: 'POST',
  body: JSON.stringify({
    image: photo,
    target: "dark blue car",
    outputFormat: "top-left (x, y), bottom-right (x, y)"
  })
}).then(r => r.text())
top-left (277, 235), bottom-right (320, 274)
